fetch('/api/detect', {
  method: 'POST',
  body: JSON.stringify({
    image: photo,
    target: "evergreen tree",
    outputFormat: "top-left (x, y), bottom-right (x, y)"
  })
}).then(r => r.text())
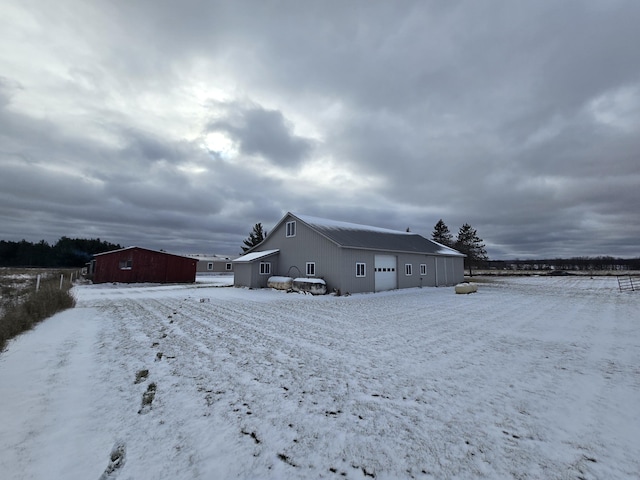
top-left (431, 219), bottom-right (453, 247)
top-left (54, 237), bottom-right (121, 266)
top-left (241, 223), bottom-right (267, 252)
top-left (455, 223), bottom-right (488, 275)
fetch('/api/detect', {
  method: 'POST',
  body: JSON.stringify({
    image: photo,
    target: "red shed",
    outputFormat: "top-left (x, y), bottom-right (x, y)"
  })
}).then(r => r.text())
top-left (92, 246), bottom-right (197, 284)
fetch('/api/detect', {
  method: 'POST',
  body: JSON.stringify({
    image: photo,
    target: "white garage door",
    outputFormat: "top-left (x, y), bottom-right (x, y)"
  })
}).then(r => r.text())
top-left (374, 255), bottom-right (397, 292)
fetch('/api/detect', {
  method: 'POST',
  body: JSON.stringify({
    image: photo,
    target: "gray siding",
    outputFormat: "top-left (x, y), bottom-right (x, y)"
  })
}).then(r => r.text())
top-left (422, 256), bottom-right (437, 286)
top-left (233, 263), bottom-right (253, 287)
top-left (335, 251), bottom-right (463, 293)
top-left (451, 256), bottom-right (465, 284)
top-left (234, 212), bottom-right (465, 293)
top-left (196, 260), bottom-right (233, 273)
top-left (397, 253), bottom-right (423, 289)
top-left (258, 216), bottom-right (344, 291)
top-left (233, 254), bottom-right (279, 288)
top-left (335, 248), bottom-right (375, 294)
top-left (252, 259), bottom-right (274, 288)
top-left (433, 255), bottom-right (464, 286)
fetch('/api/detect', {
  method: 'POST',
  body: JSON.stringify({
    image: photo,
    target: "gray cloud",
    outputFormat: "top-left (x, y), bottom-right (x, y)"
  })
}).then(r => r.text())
top-left (0, 0), bottom-right (638, 259)
top-left (206, 101), bottom-right (315, 167)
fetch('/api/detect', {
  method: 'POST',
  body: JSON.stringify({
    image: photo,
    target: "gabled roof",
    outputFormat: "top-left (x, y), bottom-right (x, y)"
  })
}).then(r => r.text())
top-left (256, 213), bottom-right (463, 256)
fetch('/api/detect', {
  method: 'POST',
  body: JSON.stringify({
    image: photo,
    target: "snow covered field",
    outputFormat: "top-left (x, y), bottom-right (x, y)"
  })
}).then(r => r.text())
top-left (1, 275), bottom-right (638, 479)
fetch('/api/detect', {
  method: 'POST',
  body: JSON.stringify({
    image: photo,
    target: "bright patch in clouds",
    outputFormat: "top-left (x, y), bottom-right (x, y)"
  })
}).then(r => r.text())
top-left (203, 131), bottom-right (238, 159)
top-left (177, 162), bottom-right (208, 176)
top-left (192, 82), bottom-right (233, 106)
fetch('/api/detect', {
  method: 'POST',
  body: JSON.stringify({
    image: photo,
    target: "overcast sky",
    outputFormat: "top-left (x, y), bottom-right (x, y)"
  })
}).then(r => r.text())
top-left (1, 1), bottom-right (639, 259)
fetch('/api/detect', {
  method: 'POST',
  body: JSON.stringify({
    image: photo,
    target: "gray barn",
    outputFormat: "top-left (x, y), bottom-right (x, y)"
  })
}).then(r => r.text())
top-left (186, 254), bottom-right (236, 273)
top-left (233, 213), bottom-right (465, 294)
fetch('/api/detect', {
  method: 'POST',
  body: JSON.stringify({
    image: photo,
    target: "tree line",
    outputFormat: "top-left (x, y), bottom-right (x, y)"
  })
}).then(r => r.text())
top-left (0, 238), bottom-right (122, 267)
top-left (431, 221), bottom-right (640, 272)
top-left (487, 257), bottom-right (640, 272)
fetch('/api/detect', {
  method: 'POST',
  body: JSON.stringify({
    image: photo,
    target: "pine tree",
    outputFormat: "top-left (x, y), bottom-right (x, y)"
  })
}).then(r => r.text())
top-left (455, 223), bottom-right (488, 275)
top-left (241, 223), bottom-right (267, 252)
top-left (431, 219), bottom-right (453, 247)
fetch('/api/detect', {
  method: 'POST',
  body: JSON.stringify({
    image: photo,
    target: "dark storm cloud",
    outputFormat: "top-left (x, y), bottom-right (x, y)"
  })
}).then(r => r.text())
top-left (206, 101), bottom-right (315, 167)
top-left (0, 0), bottom-right (639, 258)
top-left (119, 128), bottom-right (184, 164)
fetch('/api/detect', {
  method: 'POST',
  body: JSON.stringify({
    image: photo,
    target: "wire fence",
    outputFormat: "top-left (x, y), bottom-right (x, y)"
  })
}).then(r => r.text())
top-left (617, 275), bottom-right (639, 292)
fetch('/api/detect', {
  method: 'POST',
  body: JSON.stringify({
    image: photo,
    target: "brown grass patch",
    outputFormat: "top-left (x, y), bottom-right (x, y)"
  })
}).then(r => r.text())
top-left (0, 270), bottom-right (76, 352)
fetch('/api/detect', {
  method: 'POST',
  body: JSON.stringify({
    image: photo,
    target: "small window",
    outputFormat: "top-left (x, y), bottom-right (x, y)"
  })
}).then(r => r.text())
top-left (405, 264), bottom-right (413, 276)
top-left (420, 264), bottom-right (427, 275)
top-left (306, 262), bottom-right (316, 276)
top-left (356, 262), bottom-right (366, 277)
top-left (286, 221), bottom-right (296, 237)
top-left (119, 259), bottom-right (132, 270)
top-left (207, 262), bottom-right (214, 271)
top-left (226, 263), bottom-right (232, 271)
top-left (259, 262), bottom-right (271, 275)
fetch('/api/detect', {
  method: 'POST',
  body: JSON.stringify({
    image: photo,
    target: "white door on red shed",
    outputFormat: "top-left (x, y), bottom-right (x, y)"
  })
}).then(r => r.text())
top-left (374, 255), bottom-right (397, 291)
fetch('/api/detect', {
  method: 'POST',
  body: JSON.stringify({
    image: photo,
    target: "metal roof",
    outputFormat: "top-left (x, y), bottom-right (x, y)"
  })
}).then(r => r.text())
top-left (233, 249), bottom-right (280, 263)
top-left (294, 214), bottom-right (464, 256)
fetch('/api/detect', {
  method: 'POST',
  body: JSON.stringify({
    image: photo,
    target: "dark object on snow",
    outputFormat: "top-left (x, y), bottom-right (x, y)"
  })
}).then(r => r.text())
top-left (547, 270), bottom-right (574, 276)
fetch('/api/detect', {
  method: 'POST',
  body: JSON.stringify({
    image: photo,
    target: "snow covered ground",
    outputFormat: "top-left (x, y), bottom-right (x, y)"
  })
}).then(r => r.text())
top-left (1, 275), bottom-right (638, 479)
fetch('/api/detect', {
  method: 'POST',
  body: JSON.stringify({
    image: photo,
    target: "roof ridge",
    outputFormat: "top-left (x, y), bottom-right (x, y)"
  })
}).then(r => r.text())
top-left (293, 213), bottom-right (414, 235)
